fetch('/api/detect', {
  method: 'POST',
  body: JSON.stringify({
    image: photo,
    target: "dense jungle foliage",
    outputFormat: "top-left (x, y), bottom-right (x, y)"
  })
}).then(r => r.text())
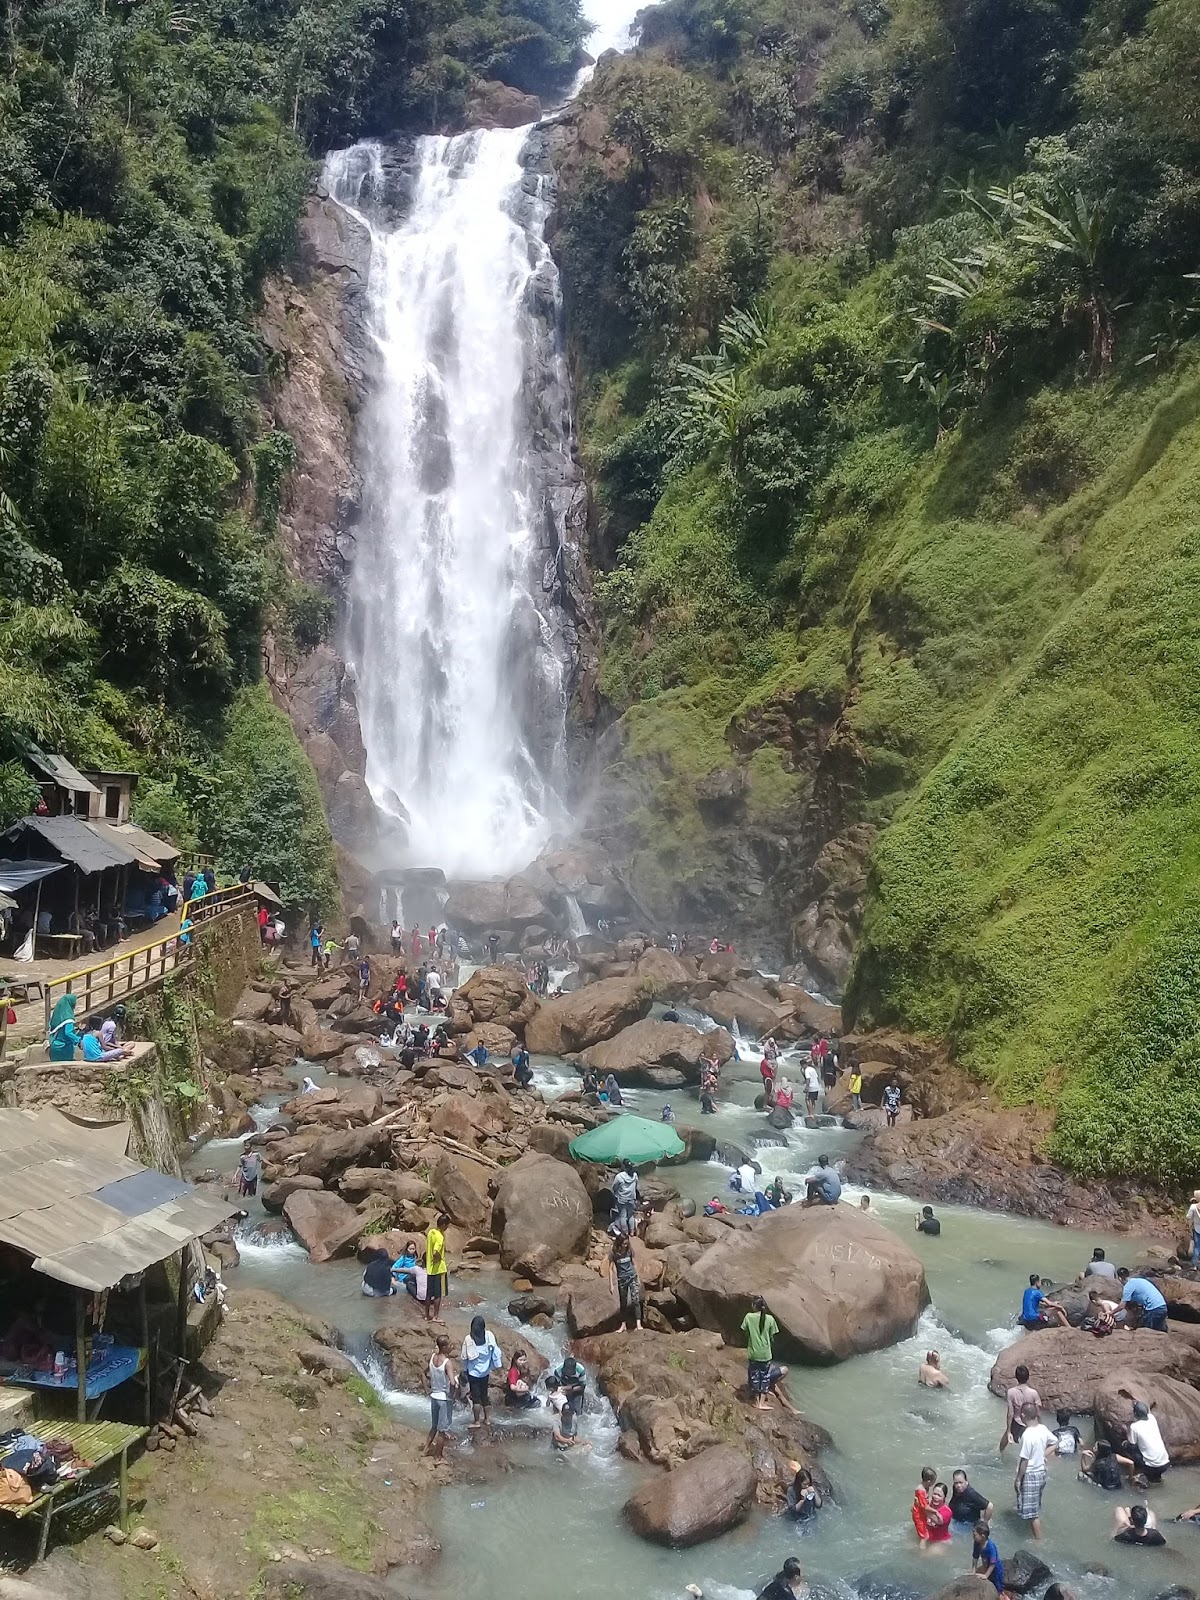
top-left (556, 0), bottom-right (1200, 1182)
top-left (0, 0), bottom-right (584, 901)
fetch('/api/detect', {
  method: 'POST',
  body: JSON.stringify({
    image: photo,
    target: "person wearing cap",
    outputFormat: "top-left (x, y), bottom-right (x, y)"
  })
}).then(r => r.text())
top-left (1187, 1190), bottom-right (1200, 1265)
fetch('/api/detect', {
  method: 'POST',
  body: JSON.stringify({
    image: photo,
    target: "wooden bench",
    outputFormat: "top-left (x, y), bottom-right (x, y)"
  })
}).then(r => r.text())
top-left (0, 1418), bottom-right (147, 1559)
top-left (34, 933), bottom-right (84, 959)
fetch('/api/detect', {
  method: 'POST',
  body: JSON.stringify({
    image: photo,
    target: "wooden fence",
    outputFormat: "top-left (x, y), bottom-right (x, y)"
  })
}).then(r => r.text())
top-left (42, 883), bottom-right (257, 1030)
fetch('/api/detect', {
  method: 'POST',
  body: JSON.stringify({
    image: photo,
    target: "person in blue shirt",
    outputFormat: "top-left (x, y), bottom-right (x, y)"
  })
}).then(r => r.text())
top-left (466, 1042), bottom-right (489, 1069)
top-left (391, 1240), bottom-right (419, 1296)
top-left (511, 1045), bottom-right (533, 1087)
top-left (1117, 1269), bottom-right (1169, 1332)
top-left (80, 1016), bottom-right (132, 1062)
top-left (459, 1315), bottom-right (503, 1429)
top-left (1019, 1273), bottom-right (1070, 1329)
top-left (972, 1521), bottom-right (1005, 1594)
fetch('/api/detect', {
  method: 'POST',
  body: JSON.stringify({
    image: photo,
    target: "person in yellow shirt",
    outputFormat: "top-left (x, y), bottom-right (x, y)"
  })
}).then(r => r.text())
top-left (849, 1065), bottom-right (863, 1112)
top-left (425, 1213), bottom-right (449, 1323)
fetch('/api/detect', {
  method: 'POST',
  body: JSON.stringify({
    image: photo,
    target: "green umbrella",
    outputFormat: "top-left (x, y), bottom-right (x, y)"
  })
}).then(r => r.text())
top-left (568, 1113), bottom-right (686, 1165)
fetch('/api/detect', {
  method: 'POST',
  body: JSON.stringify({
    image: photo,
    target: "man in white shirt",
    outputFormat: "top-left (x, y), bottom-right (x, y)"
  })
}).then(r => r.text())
top-left (1014, 1403), bottom-right (1057, 1539)
top-left (1188, 1190), bottom-right (1200, 1265)
top-left (737, 1162), bottom-right (758, 1194)
top-left (1120, 1400), bottom-right (1171, 1485)
top-left (803, 1061), bottom-right (821, 1115)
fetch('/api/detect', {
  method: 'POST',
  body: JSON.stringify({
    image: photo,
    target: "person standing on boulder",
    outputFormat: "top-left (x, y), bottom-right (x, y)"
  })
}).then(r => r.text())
top-left (610, 1159), bottom-right (640, 1236)
top-left (609, 1233), bottom-right (643, 1331)
top-left (425, 1214), bottom-right (449, 1322)
top-left (740, 1295), bottom-right (798, 1414)
top-left (802, 1059), bottom-right (821, 1116)
top-left (883, 1079), bottom-right (902, 1126)
top-left (849, 1062), bottom-right (863, 1112)
top-left (1014, 1402), bottom-right (1057, 1539)
top-left (760, 1052), bottom-right (776, 1104)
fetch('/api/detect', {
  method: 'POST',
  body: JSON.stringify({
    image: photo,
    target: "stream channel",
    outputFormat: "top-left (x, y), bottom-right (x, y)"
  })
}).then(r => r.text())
top-left (190, 1021), bottom-right (1200, 1600)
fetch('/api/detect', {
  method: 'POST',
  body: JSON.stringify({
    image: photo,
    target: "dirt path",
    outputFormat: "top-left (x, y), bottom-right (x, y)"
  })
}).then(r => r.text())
top-left (33, 1292), bottom-right (438, 1600)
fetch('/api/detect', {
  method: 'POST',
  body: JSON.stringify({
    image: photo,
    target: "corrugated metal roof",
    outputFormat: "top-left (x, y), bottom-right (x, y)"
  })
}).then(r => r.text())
top-left (1, 816), bottom-right (141, 873)
top-left (87, 819), bottom-right (160, 872)
top-left (0, 1110), bottom-right (236, 1292)
top-left (111, 823), bottom-right (180, 865)
top-left (26, 748), bottom-right (101, 796)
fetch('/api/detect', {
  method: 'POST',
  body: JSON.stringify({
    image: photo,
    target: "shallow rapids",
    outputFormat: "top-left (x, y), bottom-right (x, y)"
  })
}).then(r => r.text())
top-left (192, 1051), bottom-right (1200, 1600)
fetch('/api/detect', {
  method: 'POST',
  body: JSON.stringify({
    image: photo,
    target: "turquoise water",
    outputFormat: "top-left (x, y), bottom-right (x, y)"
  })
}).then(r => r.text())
top-left (194, 1051), bottom-right (1200, 1599)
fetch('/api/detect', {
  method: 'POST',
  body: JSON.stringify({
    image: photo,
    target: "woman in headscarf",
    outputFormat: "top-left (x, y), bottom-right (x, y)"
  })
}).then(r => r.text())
top-left (604, 1073), bottom-right (623, 1106)
top-left (48, 994), bottom-right (81, 1060)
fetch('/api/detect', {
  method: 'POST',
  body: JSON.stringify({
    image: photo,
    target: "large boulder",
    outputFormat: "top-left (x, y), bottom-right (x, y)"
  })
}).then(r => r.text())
top-left (1093, 1369), bottom-right (1200, 1461)
top-left (431, 1150), bottom-right (491, 1232)
top-left (490, 1152), bottom-right (592, 1276)
top-left (296, 1124), bottom-right (392, 1184)
top-left (442, 877), bottom-right (548, 931)
top-left (261, 1173), bottom-right (324, 1214)
top-left (453, 965), bottom-right (539, 1034)
top-left (988, 1328), bottom-right (1200, 1413)
top-left (772, 984), bottom-right (842, 1037)
top-left (567, 1276), bottom-right (626, 1338)
top-left (925, 1582), bottom-right (997, 1600)
top-left (283, 1190), bottom-right (367, 1263)
top-left (525, 976), bottom-right (653, 1055)
top-left (634, 947), bottom-right (696, 1000)
top-left (1002, 1550), bottom-right (1053, 1594)
top-left (285, 1083), bottom-right (382, 1126)
top-left (623, 1444), bottom-right (756, 1546)
top-left (699, 988), bottom-right (791, 1040)
top-left (338, 1168), bottom-right (433, 1207)
top-left (677, 1205), bottom-right (929, 1362)
top-left (580, 1019), bottom-right (735, 1087)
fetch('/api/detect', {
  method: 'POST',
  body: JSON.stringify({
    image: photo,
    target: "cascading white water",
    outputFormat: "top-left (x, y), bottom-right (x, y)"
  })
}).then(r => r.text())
top-left (324, 132), bottom-right (576, 878)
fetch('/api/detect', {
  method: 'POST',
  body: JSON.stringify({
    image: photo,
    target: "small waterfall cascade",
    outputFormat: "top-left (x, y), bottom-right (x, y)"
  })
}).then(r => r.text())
top-left (323, 131), bottom-right (580, 879)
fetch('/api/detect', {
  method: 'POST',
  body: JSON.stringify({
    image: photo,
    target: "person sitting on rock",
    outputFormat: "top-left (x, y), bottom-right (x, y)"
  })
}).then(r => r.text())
top-left (1079, 1439), bottom-right (1124, 1490)
top-left (1087, 1287), bottom-right (1122, 1333)
top-left (768, 1176), bottom-right (791, 1207)
top-left (392, 1240), bottom-right (419, 1295)
top-left (773, 1077), bottom-right (795, 1112)
top-left (1084, 1245), bottom-right (1118, 1279)
top-left (802, 1154), bottom-right (841, 1206)
top-left (919, 1350), bottom-right (949, 1388)
top-left (581, 1067), bottom-right (599, 1098)
top-left (361, 1247), bottom-right (396, 1297)
top-left (1018, 1273), bottom-right (1070, 1329)
top-left (505, 1350), bottom-right (539, 1408)
top-left (1113, 1502), bottom-right (1166, 1545)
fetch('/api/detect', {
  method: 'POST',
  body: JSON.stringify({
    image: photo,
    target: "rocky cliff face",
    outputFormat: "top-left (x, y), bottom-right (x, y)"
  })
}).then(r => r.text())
top-left (259, 177), bottom-right (385, 903)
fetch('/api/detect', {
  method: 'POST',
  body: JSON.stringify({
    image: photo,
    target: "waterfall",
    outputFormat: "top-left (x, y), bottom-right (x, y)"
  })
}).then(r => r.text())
top-left (563, 892), bottom-right (589, 938)
top-left (324, 132), bottom-right (578, 879)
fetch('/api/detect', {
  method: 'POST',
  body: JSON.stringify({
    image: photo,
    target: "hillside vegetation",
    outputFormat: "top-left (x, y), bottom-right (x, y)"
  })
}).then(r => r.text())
top-left (553, 0), bottom-right (1200, 1182)
top-left (0, 0), bottom-right (584, 898)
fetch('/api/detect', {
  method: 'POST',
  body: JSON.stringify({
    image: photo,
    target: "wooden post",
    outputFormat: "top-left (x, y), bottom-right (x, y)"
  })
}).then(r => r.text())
top-left (139, 1278), bottom-right (152, 1425)
top-left (74, 1291), bottom-right (87, 1423)
top-left (175, 1248), bottom-right (190, 1360)
top-left (32, 877), bottom-right (43, 964)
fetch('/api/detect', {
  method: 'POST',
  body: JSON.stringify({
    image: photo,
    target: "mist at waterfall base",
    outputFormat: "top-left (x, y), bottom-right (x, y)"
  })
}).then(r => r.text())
top-left (196, 1055), bottom-right (1200, 1600)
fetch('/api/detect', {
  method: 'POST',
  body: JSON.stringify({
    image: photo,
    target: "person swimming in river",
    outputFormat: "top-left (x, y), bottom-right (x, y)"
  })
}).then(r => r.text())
top-left (919, 1350), bottom-right (949, 1388)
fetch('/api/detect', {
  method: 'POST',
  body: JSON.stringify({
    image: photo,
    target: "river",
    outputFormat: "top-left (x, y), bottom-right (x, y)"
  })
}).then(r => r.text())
top-left (194, 1037), bottom-right (1200, 1600)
